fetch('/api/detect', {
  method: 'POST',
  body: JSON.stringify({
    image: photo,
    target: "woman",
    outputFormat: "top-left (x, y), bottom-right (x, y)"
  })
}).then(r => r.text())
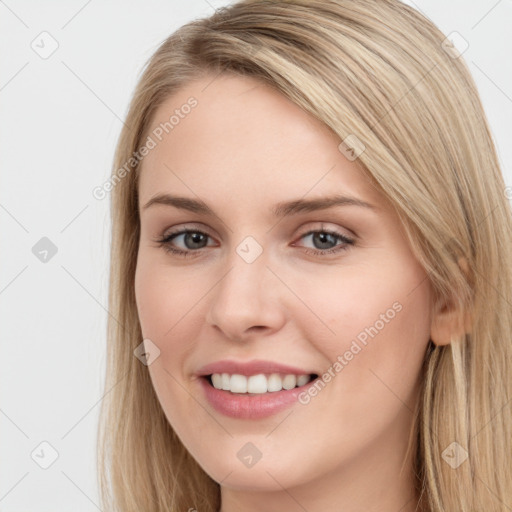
top-left (97, 1), bottom-right (512, 510)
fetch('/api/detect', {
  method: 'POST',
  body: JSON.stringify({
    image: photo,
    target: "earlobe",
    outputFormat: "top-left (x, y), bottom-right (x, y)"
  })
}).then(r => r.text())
top-left (430, 257), bottom-right (473, 346)
top-left (430, 302), bottom-right (471, 346)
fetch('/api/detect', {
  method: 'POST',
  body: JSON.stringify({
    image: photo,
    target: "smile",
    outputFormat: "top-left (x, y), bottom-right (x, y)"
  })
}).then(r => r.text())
top-left (209, 372), bottom-right (316, 394)
top-left (199, 373), bottom-right (320, 419)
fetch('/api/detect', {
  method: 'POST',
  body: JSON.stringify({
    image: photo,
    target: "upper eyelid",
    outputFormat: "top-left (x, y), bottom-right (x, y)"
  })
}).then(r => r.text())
top-left (160, 221), bottom-right (354, 235)
top-left (161, 225), bottom-right (214, 240)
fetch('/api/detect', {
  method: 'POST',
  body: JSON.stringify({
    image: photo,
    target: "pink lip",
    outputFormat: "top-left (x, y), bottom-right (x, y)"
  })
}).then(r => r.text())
top-left (198, 376), bottom-right (317, 419)
top-left (195, 359), bottom-right (319, 420)
top-left (196, 359), bottom-right (316, 377)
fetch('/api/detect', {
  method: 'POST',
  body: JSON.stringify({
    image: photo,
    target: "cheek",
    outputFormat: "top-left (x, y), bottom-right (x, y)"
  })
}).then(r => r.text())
top-left (135, 256), bottom-right (203, 427)
top-left (287, 264), bottom-right (431, 457)
top-left (135, 254), bottom-right (193, 339)
top-left (287, 263), bottom-right (403, 348)
top-left (135, 260), bottom-right (167, 340)
top-left (342, 275), bottom-right (430, 409)
top-left (295, 259), bottom-right (431, 393)
top-left (134, 254), bottom-right (210, 381)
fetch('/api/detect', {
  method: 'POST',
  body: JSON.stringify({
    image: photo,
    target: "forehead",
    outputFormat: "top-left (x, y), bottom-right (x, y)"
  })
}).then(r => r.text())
top-left (138, 73), bottom-right (387, 212)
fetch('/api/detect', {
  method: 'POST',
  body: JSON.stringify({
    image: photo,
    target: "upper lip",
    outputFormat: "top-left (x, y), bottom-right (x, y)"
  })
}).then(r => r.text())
top-left (196, 359), bottom-right (318, 377)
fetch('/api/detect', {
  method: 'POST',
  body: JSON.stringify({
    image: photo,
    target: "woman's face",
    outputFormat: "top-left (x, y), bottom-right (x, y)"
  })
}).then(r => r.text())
top-left (135, 73), bottom-right (433, 498)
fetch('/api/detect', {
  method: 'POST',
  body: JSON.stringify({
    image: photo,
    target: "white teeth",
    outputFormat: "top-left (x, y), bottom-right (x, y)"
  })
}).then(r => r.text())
top-left (267, 373), bottom-right (283, 392)
top-left (282, 374), bottom-right (297, 390)
top-left (230, 374), bottom-right (247, 393)
top-left (221, 373), bottom-right (230, 390)
top-left (211, 373), bottom-right (223, 389)
top-left (247, 374), bottom-right (267, 393)
top-left (210, 372), bottom-right (314, 394)
top-left (296, 374), bottom-right (310, 387)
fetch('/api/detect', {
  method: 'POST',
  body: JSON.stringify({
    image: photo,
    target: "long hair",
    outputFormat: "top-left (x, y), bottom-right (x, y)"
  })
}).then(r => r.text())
top-left (97, 1), bottom-right (512, 510)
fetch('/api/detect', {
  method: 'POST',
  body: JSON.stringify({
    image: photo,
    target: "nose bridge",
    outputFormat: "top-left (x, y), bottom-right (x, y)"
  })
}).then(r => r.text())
top-left (206, 237), bottom-right (285, 338)
top-left (217, 243), bottom-right (269, 314)
top-left (226, 261), bottom-right (262, 308)
top-left (222, 233), bottom-right (269, 297)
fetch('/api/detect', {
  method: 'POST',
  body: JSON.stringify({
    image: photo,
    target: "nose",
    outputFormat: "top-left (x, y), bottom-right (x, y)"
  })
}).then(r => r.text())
top-left (205, 250), bottom-right (287, 342)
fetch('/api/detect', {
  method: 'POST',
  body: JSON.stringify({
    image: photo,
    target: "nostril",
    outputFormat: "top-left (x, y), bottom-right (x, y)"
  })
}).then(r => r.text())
top-left (248, 326), bottom-right (267, 333)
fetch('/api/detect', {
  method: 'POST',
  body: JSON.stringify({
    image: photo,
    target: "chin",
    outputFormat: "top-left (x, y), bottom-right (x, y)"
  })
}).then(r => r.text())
top-left (198, 453), bottom-right (310, 491)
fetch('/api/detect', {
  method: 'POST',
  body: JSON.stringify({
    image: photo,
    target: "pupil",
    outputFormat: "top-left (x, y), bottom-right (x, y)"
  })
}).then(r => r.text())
top-left (185, 232), bottom-right (207, 249)
top-left (314, 232), bottom-right (335, 249)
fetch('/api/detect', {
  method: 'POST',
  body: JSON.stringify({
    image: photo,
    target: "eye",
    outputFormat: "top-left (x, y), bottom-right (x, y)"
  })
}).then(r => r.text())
top-left (154, 227), bottom-right (355, 258)
top-left (294, 229), bottom-right (354, 256)
top-left (155, 228), bottom-right (216, 258)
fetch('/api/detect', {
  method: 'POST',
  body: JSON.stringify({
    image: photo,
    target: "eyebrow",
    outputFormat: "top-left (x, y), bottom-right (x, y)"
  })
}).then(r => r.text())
top-left (142, 193), bottom-right (377, 216)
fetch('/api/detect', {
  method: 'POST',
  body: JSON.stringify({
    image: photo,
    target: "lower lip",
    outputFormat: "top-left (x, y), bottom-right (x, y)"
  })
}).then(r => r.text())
top-left (199, 376), bottom-right (315, 419)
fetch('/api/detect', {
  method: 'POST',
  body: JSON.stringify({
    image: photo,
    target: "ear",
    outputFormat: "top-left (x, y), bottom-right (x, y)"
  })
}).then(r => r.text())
top-left (430, 257), bottom-right (473, 346)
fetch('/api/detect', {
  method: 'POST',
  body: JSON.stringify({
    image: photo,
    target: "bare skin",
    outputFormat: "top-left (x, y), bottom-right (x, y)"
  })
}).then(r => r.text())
top-left (134, 72), bottom-right (460, 512)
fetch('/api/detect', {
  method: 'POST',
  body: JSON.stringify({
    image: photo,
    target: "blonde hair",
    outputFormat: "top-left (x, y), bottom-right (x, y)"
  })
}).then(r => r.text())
top-left (97, 1), bottom-right (512, 510)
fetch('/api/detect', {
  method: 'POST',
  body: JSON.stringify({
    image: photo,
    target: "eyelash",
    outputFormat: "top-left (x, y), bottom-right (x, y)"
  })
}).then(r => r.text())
top-left (154, 228), bottom-right (355, 258)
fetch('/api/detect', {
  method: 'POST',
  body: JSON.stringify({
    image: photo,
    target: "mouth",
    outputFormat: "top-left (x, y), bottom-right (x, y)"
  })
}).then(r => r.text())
top-left (198, 371), bottom-right (321, 419)
top-left (203, 372), bottom-right (319, 395)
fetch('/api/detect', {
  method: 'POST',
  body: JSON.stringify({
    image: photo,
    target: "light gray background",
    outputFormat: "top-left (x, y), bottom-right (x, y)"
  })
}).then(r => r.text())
top-left (1, 0), bottom-right (511, 510)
